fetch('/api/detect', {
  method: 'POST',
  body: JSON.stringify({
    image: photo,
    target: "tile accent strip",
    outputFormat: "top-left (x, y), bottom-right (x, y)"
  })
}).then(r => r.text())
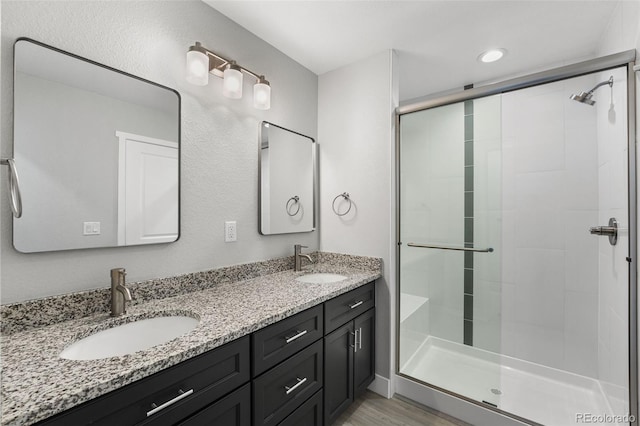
top-left (463, 98), bottom-right (474, 346)
top-left (1, 252), bottom-right (382, 335)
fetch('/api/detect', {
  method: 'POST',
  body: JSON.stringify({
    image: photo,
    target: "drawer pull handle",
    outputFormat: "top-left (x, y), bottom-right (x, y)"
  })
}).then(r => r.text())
top-left (349, 301), bottom-right (363, 309)
top-left (284, 377), bottom-right (307, 395)
top-left (285, 329), bottom-right (308, 344)
top-left (147, 388), bottom-right (194, 417)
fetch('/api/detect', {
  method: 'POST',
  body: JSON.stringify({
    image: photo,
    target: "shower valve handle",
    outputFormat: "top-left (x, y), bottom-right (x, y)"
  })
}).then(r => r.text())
top-left (589, 217), bottom-right (618, 246)
top-left (589, 226), bottom-right (616, 235)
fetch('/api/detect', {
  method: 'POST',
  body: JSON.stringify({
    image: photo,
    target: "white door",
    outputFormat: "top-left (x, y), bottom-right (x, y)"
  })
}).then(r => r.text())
top-left (117, 132), bottom-right (178, 246)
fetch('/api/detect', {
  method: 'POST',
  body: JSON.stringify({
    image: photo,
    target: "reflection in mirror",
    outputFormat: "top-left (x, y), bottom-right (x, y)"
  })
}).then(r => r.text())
top-left (259, 122), bottom-right (316, 235)
top-left (12, 38), bottom-right (180, 253)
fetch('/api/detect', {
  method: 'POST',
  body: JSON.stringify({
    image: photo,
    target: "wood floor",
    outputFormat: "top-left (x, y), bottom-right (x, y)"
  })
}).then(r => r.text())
top-left (333, 391), bottom-right (470, 426)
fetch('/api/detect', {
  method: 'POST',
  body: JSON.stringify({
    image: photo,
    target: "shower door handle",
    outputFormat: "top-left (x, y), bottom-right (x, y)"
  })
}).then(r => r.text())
top-left (407, 243), bottom-right (494, 253)
top-left (589, 217), bottom-right (617, 246)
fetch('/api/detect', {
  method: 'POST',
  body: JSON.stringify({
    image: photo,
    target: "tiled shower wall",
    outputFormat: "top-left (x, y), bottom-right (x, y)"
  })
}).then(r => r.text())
top-left (500, 74), bottom-right (602, 378)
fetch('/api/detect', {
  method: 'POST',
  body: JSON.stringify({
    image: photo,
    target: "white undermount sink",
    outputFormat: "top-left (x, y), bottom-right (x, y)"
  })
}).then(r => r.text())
top-left (296, 273), bottom-right (347, 284)
top-left (60, 315), bottom-right (199, 360)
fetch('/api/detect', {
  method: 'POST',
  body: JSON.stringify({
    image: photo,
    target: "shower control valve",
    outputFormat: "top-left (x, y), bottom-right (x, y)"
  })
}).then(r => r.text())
top-left (589, 217), bottom-right (618, 246)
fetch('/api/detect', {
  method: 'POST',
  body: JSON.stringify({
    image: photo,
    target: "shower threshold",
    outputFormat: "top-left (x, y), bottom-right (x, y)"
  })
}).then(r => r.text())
top-left (400, 337), bottom-right (625, 426)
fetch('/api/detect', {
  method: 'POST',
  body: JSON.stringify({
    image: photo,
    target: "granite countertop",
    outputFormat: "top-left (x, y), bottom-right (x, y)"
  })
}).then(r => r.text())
top-left (1, 259), bottom-right (381, 425)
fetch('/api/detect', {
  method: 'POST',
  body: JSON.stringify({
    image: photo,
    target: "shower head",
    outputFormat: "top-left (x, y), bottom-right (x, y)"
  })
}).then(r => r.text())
top-left (570, 91), bottom-right (596, 105)
top-left (570, 76), bottom-right (613, 106)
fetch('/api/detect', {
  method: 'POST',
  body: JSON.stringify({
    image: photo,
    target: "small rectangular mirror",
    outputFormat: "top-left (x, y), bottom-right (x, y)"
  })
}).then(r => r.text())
top-left (12, 38), bottom-right (180, 253)
top-left (259, 122), bottom-right (316, 235)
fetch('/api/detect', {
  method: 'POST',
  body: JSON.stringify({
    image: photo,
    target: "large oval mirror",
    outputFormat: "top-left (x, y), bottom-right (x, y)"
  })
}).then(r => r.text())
top-left (259, 122), bottom-right (316, 235)
top-left (12, 38), bottom-right (180, 253)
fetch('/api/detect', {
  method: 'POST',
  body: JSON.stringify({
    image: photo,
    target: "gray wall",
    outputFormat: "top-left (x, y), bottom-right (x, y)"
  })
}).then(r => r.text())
top-left (1, 0), bottom-right (318, 303)
top-left (318, 50), bottom-right (398, 392)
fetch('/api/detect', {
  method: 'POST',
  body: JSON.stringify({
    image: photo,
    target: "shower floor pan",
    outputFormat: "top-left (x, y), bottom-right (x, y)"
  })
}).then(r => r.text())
top-left (400, 337), bottom-right (623, 425)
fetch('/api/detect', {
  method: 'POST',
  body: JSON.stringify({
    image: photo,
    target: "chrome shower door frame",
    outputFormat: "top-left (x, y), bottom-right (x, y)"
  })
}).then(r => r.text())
top-left (395, 49), bottom-right (638, 425)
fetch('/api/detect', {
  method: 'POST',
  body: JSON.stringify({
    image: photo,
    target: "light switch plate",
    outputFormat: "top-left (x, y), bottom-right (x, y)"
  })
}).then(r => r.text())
top-left (83, 222), bottom-right (101, 235)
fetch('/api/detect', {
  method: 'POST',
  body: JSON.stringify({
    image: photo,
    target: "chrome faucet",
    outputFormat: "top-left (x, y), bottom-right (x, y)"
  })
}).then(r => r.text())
top-left (294, 244), bottom-right (314, 272)
top-left (110, 268), bottom-right (132, 317)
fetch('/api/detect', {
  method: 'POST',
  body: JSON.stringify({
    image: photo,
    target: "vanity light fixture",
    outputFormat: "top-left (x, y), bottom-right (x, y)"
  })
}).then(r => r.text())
top-left (186, 41), bottom-right (271, 110)
top-left (478, 48), bottom-right (507, 63)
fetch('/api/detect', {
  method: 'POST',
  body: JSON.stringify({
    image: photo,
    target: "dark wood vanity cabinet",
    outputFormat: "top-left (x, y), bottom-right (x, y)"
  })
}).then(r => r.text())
top-left (36, 336), bottom-right (250, 426)
top-left (34, 281), bottom-right (375, 426)
top-left (323, 282), bottom-right (376, 425)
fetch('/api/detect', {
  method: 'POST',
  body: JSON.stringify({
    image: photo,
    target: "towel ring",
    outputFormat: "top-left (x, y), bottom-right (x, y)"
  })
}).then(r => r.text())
top-left (1, 158), bottom-right (22, 218)
top-left (332, 192), bottom-right (352, 216)
top-left (286, 196), bottom-right (301, 216)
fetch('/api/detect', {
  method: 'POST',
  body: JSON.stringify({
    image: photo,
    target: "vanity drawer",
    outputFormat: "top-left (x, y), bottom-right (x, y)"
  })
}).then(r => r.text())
top-left (324, 282), bottom-right (375, 334)
top-left (253, 339), bottom-right (323, 426)
top-left (178, 383), bottom-right (251, 426)
top-left (278, 389), bottom-right (323, 426)
top-left (38, 336), bottom-right (250, 426)
top-left (252, 305), bottom-right (323, 376)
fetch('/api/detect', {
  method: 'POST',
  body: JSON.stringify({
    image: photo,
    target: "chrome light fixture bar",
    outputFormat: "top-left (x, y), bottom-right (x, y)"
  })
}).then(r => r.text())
top-left (186, 41), bottom-right (271, 110)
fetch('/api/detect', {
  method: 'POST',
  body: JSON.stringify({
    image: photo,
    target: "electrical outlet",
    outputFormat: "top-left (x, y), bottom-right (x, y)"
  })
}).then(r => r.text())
top-left (225, 221), bottom-right (237, 242)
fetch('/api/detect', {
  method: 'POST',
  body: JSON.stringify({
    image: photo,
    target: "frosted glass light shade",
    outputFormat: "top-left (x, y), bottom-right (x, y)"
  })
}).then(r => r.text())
top-left (253, 81), bottom-right (271, 110)
top-left (186, 50), bottom-right (209, 86)
top-left (222, 65), bottom-right (243, 99)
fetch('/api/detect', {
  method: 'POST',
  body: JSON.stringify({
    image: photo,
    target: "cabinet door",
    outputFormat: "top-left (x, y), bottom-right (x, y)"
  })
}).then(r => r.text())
top-left (324, 282), bottom-right (375, 334)
top-left (178, 383), bottom-right (250, 426)
top-left (253, 340), bottom-right (323, 426)
top-left (353, 309), bottom-right (375, 398)
top-left (252, 305), bottom-right (323, 376)
top-left (278, 390), bottom-right (323, 426)
top-left (323, 322), bottom-right (354, 425)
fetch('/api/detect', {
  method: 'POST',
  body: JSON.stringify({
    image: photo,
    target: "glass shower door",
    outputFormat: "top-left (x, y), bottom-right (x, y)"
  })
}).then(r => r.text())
top-left (398, 95), bottom-right (503, 405)
top-left (397, 68), bottom-right (632, 425)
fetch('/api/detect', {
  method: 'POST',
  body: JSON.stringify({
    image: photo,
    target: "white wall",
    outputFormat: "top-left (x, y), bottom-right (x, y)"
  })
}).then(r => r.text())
top-left (318, 50), bottom-right (398, 391)
top-left (0, 1), bottom-right (318, 303)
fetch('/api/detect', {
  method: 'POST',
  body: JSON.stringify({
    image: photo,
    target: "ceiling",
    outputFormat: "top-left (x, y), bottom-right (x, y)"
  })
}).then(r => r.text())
top-left (204, 0), bottom-right (620, 102)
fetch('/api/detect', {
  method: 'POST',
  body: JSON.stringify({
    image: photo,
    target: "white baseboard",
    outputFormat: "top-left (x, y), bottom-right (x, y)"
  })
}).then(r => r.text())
top-left (368, 374), bottom-right (393, 398)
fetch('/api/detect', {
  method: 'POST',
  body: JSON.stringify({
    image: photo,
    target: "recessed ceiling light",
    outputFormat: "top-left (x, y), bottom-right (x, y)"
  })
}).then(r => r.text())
top-left (478, 48), bottom-right (507, 63)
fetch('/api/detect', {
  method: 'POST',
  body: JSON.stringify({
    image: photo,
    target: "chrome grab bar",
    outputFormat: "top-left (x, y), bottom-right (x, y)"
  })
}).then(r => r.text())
top-left (407, 243), bottom-right (493, 253)
top-left (1, 158), bottom-right (22, 218)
